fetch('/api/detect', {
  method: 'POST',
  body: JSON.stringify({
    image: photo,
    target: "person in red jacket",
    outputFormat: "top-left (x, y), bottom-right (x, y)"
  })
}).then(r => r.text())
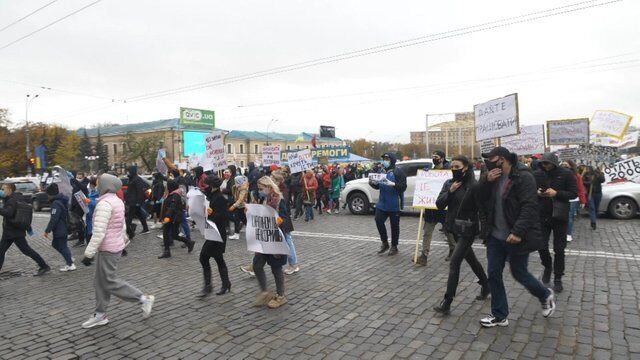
top-left (300, 170), bottom-right (318, 221)
top-left (562, 160), bottom-right (586, 242)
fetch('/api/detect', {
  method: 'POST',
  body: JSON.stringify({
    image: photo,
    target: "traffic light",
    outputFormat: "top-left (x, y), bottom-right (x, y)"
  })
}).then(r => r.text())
top-left (29, 158), bottom-right (36, 166)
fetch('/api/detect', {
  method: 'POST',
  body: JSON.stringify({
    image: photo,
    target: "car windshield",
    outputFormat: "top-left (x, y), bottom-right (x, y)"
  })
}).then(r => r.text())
top-left (14, 182), bottom-right (37, 192)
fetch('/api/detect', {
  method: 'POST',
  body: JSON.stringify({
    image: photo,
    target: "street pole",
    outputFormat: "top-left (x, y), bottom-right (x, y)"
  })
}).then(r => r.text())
top-left (25, 94), bottom-right (39, 176)
top-left (458, 127), bottom-right (462, 155)
top-left (425, 114), bottom-right (429, 159)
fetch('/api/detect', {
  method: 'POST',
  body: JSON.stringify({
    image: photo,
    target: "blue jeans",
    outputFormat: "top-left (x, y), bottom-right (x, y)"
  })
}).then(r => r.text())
top-left (588, 193), bottom-right (602, 224)
top-left (52, 236), bottom-right (73, 266)
top-left (486, 235), bottom-right (550, 320)
top-left (567, 201), bottom-right (579, 236)
top-left (304, 204), bottom-right (314, 221)
top-left (180, 210), bottom-right (191, 240)
top-left (284, 232), bottom-right (297, 266)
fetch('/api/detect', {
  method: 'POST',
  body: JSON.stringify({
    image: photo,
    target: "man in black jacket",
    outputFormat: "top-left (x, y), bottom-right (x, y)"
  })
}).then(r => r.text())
top-left (534, 153), bottom-right (578, 293)
top-left (69, 173), bottom-right (89, 247)
top-left (125, 166), bottom-right (150, 239)
top-left (0, 183), bottom-right (50, 276)
top-left (477, 147), bottom-right (555, 328)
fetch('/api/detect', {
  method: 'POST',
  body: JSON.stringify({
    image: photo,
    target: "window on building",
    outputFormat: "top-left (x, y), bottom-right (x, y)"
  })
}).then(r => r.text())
top-left (240, 160), bottom-right (244, 168)
top-left (239, 144), bottom-right (244, 154)
top-left (254, 144), bottom-right (258, 153)
top-left (113, 144), bottom-right (117, 155)
top-left (305, 145), bottom-right (309, 149)
top-left (227, 144), bottom-right (232, 153)
top-left (296, 145), bottom-right (300, 150)
top-left (286, 145), bottom-right (291, 150)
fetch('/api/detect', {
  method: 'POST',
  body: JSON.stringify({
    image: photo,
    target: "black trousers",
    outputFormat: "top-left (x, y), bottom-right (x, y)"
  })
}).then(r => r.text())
top-left (445, 234), bottom-right (488, 300)
top-left (163, 223), bottom-right (188, 251)
top-left (199, 241), bottom-right (229, 287)
top-left (233, 208), bottom-right (247, 234)
top-left (0, 236), bottom-right (48, 271)
top-left (126, 204), bottom-right (149, 235)
top-left (375, 209), bottom-right (400, 247)
top-left (539, 218), bottom-right (568, 279)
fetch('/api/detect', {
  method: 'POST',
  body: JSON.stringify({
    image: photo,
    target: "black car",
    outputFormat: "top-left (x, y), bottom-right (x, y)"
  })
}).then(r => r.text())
top-left (0, 180), bottom-right (50, 211)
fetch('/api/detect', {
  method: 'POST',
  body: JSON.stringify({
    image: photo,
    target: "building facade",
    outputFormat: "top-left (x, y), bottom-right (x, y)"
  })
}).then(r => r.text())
top-left (410, 112), bottom-right (480, 158)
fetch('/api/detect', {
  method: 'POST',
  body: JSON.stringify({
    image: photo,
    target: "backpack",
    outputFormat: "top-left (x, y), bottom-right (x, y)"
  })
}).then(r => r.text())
top-left (10, 200), bottom-right (33, 231)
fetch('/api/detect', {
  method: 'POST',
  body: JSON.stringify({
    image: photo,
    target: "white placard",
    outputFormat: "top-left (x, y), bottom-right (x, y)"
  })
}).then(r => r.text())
top-left (474, 93), bottom-right (519, 142)
top-left (287, 149), bottom-right (313, 174)
top-left (368, 173), bottom-right (387, 182)
top-left (156, 148), bottom-right (168, 175)
top-left (547, 118), bottom-right (590, 145)
top-left (479, 139), bottom-right (497, 154)
top-left (616, 131), bottom-right (639, 150)
top-left (204, 130), bottom-right (227, 172)
top-left (412, 170), bottom-right (452, 209)
top-left (186, 188), bottom-right (223, 242)
top-left (73, 191), bottom-right (89, 214)
top-left (590, 110), bottom-right (633, 140)
top-left (245, 204), bottom-right (289, 255)
top-left (500, 125), bottom-right (545, 155)
top-left (604, 156), bottom-right (640, 183)
top-left (262, 145), bottom-right (281, 166)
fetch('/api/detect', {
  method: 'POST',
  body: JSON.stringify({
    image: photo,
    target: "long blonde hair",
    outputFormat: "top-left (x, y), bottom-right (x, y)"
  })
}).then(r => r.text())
top-left (257, 176), bottom-right (282, 197)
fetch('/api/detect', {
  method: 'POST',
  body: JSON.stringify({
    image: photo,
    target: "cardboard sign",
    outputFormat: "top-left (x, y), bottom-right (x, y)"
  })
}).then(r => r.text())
top-left (604, 156), bottom-right (640, 183)
top-left (500, 125), bottom-right (545, 155)
top-left (547, 118), bottom-right (590, 145)
top-left (186, 188), bottom-right (223, 242)
top-left (479, 139), bottom-right (497, 154)
top-left (204, 130), bottom-right (227, 172)
top-left (73, 191), bottom-right (89, 214)
top-left (245, 204), bottom-right (289, 255)
top-left (368, 173), bottom-right (387, 182)
top-left (156, 148), bottom-right (168, 175)
top-left (412, 170), bottom-right (452, 210)
top-left (616, 131), bottom-right (639, 150)
top-left (474, 93), bottom-right (519, 142)
top-left (558, 144), bottom-right (618, 168)
top-left (287, 149), bottom-right (313, 174)
top-left (261, 145), bottom-right (281, 166)
top-left (590, 110), bottom-right (633, 140)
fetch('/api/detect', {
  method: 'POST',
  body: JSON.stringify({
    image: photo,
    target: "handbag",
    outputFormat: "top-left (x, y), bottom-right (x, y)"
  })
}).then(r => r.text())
top-left (452, 187), bottom-right (478, 238)
top-left (552, 200), bottom-right (569, 221)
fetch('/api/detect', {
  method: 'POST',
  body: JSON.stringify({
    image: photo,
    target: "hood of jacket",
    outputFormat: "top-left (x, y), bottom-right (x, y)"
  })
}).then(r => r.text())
top-left (98, 174), bottom-right (122, 196)
top-left (193, 166), bottom-right (204, 179)
top-left (381, 153), bottom-right (397, 169)
top-left (540, 152), bottom-right (559, 168)
top-left (127, 165), bottom-right (138, 179)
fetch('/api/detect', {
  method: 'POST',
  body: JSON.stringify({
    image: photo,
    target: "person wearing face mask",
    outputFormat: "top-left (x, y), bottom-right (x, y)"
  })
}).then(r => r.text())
top-left (476, 147), bottom-right (554, 328)
top-left (86, 177), bottom-right (99, 242)
top-left (124, 166), bottom-right (150, 240)
top-left (158, 180), bottom-right (196, 259)
top-left (44, 183), bottom-right (75, 272)
top-left (534, 153), bottom-right (577, 294)
top-left (69, 171), bottom-right (89, 247)
top-left (369, 153), bottom-right (407, 256)
top-left (560, 160), bottom-right (586, 242)
top-left (433, 155), bottom-right (489, 315)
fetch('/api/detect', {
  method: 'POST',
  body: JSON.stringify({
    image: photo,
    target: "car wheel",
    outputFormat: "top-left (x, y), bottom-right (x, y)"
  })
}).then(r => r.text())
top-left (348, 192), bottom-right (370, 215)
top-left (32, 199), bottom-right (41, 212)
top-left (608, 197), bottom-right (637, 220)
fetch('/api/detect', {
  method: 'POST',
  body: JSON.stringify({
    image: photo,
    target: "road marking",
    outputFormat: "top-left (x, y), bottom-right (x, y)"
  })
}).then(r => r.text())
top-left (292, 231), bottom-right (640, 261)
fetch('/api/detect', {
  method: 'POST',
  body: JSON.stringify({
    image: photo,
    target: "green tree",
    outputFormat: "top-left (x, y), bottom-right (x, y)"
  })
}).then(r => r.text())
top-left (78, 128), bottom-right (93, 171)
top-left (95, 128), bottom-right (109, 172)
top-left (54, 132), bottom-right (81, 169)
top-left (0, 108), bottom-right (10, 128)
top-left (124, 132), bottom-right (162, 173)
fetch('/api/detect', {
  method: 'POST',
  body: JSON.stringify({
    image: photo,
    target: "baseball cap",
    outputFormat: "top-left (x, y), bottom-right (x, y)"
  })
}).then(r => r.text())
top-left (481, 146), bottom-right (511, 159)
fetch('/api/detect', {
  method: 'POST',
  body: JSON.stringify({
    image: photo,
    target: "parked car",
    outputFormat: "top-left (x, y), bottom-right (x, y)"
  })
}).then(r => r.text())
top-left (600, 180), bottom-right (640, 220)
top-left (0, 179), bottom-right (49, 211)
top-left (341, 159), bottom-right (433, 215)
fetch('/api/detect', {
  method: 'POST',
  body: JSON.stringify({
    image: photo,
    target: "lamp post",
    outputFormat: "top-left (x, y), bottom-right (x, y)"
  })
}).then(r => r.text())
top-left (266, 119), bottom-right (278, 146)
top-left (25, 94), bottom-right (39, 176)
top-left (85, 155), bottom-right (99, 174)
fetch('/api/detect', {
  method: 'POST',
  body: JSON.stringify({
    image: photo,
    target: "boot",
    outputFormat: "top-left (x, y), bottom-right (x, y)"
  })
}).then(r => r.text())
top-left (541, 267), bottom-right (552, 286)
top-left (553, 279), bottom-right (563, 293)
top-left (377, 242), bottom-right (390, 254)
top-left (445, 249), bottom-right (453, 262)
top-left (216, 283), bottom-right (231, 296)
top-left (216, 267), bottom-right (231, 296)
top-left (434, 297), bottom-right (452, 315)
top-left (476, 283), bottom-right (490, 300)
top-left (187, 240), bottom-right (195, 253)
top-left (388, 246), bottom-right (398, 256)
top-left (198, 284), bottom-right (212, 298)
top-left (414, 253), bottom-right (428, 266)
top-left (591, 222), bottom-right (597, 230)
top-left (158, 250), bottom-right (171, 259)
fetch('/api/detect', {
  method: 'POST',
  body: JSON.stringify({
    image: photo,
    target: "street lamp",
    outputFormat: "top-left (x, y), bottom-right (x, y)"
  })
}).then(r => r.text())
top-left (85, 155), bottom-right (100, 174)
top-left (266, 119), bottom-right (278, 145)
top-left (25, 94), bottom-right (39, 176)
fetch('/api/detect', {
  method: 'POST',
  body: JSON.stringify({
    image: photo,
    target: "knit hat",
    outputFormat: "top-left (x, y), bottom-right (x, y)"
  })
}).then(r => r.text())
top-left (234, 175), bottom-right (247, 186)
top-left (45, 183), bottom-right (59, 196)
top-left (167, 180), bottom-right (179, 193)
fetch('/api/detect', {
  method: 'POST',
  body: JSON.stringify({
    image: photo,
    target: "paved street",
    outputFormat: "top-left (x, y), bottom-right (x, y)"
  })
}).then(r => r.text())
top-left (1, 210), bottom-right (639, 360)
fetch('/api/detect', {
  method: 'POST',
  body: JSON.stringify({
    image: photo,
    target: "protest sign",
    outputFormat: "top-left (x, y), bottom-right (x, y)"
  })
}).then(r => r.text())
top-left (558, 144), bottom-right (618, 168)
top-left (616, 131), bottom-right (639, 150)
top-left (479, 139), bottom-right (497, 154)
top-left (262, 145), bottom-right (281, 166)
top-left (186, 188), bottom-right (222, 242)
top-left (604, 156), bottom-right (640, 183)
top-left (368, 173), bottom-right (387, 182)
top-left (73, 191), bottom-right (89, 214)
top-left (590, 110), bottom-right (633, 140)
top-left (156, 148), bottom-right (168, 175)
top-left (547, 118), bottom-right (590, 145)
top-left (204, 130), bottom-right (227, 172)
top-left (556, 148), bottom-right (579, 162)
top-left (500, 125), bottom-right (545, 155)
top-left (287, 149), bottom-right (313, 173)
top-left (245, 204), bottom-right (289, 255)
top-left (281, 146), bottom-right (350, 162)
top-left (412, 170), bottom-right (452, 210)
top-left (474, 93), bottom-right (519, 142)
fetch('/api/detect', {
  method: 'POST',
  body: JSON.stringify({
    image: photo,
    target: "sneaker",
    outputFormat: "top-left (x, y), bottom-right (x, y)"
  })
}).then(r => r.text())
top-left (388, 246), bottom-right (398, 256)
top-left (267, 295), bottom-right (288, 309)
top-left (140, 230), bottom-right (151, 235)
top-left (480, 315), bottom-right (509, 328)
top-left (141, 295), bottom-right (155, 318)
top-left (34, 266), bottom-right (51, 276)
top-left (542, 290), bottom-right (556, 317)
top-left (240, 265), bottom-right (255, 276)
top-left (59, 264), bottom-right (77, 272)
top-left (255, 291), bottom-right (274, 307)
top-left (229, 234), bottom-right (240, 240)
top-left (82, 313), bottom-right (109, 329)
top-left (284, 265), bottom-right (300, 275)
top-left (567, 235), bottom-right (572, 242)
top-left (334, 210), bottom-right (340, 214)
top-left (156, 234), bottom-right (163, 240)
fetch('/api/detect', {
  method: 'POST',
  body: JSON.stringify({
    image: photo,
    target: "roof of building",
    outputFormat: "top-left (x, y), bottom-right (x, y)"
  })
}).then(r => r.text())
top-left (78, 118), bottom-right (183, 137)
top-left (226, 130), bottom-right (341, 142)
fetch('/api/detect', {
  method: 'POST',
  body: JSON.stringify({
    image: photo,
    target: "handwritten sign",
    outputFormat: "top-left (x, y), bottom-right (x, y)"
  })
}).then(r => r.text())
top-left (73, 191), bottom-right (89, 214)
top-left (186, 188), bottom-right (222, 242)
top-left (500, 125), bottom-right (545, 155)
top-left (590, 110), bottom-right (633, 140)
top-left (547, 118), bottom-right (590, 145)
top-left (262, 145), bottom-right (281, 166)
top-left (558, 144), bottom-right (618, 168)
top-left (287, 149), bottom-right (313, 174)
top-left (204, 130), bottom-right (227, 172)
top-left (479, 139), bottom-right (497, 155)
top-left (474, 93), bottom-right (519, 142)
top-left (156, 148), bottom-right (168, 175)
top-left (412, 170), bottom-right (452, 210)
top-left (604, 156), bottom-right (640, 183)
top-left (245, 204), bottom-right (289, 255)
top-left (368, 173), bottom-right (387, 183)
top-left (616, 131), bottom-right (639, 150)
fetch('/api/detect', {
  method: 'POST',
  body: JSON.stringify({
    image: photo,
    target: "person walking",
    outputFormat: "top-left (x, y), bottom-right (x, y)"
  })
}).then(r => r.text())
top-left (69, 172), bottom-right (89, 247)
top-left (124, 166), bottom-right (150, 239)
top-left (85, 177), bottom-right (99, 242)
top-left (198, 176), bottom-right (231, 297)
top-left (301, 170), bottom-right (318, 222)
top-left (433, 155), bottom-right (489, 314)
top-left (582, 166), bottom-right (605, 230)
top-left (329, 168), bottom-right (343, 214)
top-left (369, 153), bottom-right (407, 256)
top-left (247, 162), bottom-right (261, 203)
top-left (288, 171), bottom-right (303, 220)
top-left (158, 180), bottom-right (195, 259)
top-left (535, 153), bottom-right (577, 293)
top-left (150, 172), bottom-right (166, 228)
top-left (44, 184), bottom-right (75, 272)
top-left (80, 174), bottom-right (155, 329)
top-left (477, 147), bottom-right (555, 328)
top-left (560, 160), bottom-right (586, 242)
top-left (0, 183), bottom-right (50, 276)
top-left (228, 175), bottom-right (248, 240)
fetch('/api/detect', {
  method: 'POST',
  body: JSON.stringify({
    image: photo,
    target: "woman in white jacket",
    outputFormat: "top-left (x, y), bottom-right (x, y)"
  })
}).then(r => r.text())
top-left (80, 174), bottom-right (155, 329)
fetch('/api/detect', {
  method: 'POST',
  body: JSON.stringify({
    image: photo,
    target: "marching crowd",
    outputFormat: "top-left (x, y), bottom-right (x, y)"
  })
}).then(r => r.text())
top-left (0, 146), bottom-right (608, 329)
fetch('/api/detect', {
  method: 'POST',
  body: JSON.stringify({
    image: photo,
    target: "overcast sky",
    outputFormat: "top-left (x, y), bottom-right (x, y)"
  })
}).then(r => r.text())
top-left (1, 0), bottom-right (639, 142)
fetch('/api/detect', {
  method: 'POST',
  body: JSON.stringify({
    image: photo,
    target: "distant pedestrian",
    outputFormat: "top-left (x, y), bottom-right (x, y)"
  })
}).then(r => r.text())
top-left (228, 175), bottom-right (248, 240)
top-left (124, 166), bottom-right (150, 239)
top-left (158, 180), bottom-right (195, 259)
top-left (301, 170), bottom-right (318, 222)
top-left (582, 166), bottom-right (605, 230)
top-left (561, 160), bottom-right (586, 242)
top-left (44, 184), bottom-right (75, 272)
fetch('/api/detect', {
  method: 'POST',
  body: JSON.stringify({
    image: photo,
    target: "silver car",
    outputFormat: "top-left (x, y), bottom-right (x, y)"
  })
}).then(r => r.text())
top-left (600, 181), bottom-right (640, 220)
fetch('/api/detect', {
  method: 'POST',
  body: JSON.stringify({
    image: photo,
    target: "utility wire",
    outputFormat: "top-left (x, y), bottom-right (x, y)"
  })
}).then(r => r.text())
top-left (124, 0), bottom-right (623, 102)
top-left (0, 78), bottom-right (122, 101)
top-left (0, 0), bottom-right (103, 52)
top-left (0, 0), bottom-right (59, 34)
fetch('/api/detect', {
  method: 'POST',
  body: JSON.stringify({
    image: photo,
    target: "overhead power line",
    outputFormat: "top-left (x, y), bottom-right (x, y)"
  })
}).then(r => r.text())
top-left (124, 0), bottom-right (623, 102)
top-left (0, 0), bottom-right (59, 34)
top-left (0, 0), bottom-right (103, 52)
top-left (0, 78), bottom-right (122, 101)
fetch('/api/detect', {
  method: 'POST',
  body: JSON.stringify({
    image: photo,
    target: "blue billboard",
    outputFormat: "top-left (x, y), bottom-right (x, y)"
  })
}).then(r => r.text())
top-left (182, 131), bottom-right (208, 156)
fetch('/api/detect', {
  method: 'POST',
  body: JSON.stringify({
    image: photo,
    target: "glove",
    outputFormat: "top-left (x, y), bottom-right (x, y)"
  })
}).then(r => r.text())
top-left (83, 198), bottom-right (90, 205)
top-left (163, 217), bottom-right (171, 224)
top-left (277, 217), bottom-right (283, 226)
top-left (207, 208), bottom-right (213, 216)
top-left (81, 257), bottom-right (93, 266)
top-left (385, 180), bottom-right (396, 187)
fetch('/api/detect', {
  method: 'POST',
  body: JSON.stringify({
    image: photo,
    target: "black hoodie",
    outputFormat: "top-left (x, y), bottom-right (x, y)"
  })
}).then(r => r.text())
top-left (124, 165), bottom-right (148, 205)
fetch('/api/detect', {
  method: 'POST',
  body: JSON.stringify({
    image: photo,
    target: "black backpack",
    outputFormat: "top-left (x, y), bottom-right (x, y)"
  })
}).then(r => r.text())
top-left (10, 200), bottom-right (33, 231)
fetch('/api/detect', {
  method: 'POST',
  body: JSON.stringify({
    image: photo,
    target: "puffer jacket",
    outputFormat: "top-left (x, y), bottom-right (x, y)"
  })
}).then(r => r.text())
top-left (231, 185), bottom-right (248, 209)
top-left (45, 194), bottom-right (69, 239)
top-left (84, 193), bottom-right (127, 258)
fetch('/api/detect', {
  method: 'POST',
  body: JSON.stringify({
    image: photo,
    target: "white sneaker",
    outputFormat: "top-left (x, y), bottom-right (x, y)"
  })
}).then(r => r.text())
top-left (284, 265), bottom-right (300, 275)
top-left (59, 264), bottom-right (77, 272)
top-left (542, 290), bottom-right (556, 318)
top-left (240, 265), bottom-right (255, 276)
top-left (82, 313), bottom-right (109, 329)
top-left (140, 230), bottom-right (151, 235)
top-left (229, 234), bottom-right (240, 240)
top-left (479, 315), bottom-right (509, 328)
top-left (156, 234), bottom-right (163, 239)
top-left (334, 210), bottom-right (340, 214)
top-left (567, 235), bottom-right (572, 242)
top-left (141, 295), bottom-right (155, 318)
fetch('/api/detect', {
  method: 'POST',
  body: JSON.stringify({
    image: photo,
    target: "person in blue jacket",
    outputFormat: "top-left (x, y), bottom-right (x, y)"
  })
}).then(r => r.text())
top-left (44, 183), bottom-right (75, 272)
top-left (85, 177), bottom-right (99, 242)
top-left (369, 153), bottom-right (407, 256)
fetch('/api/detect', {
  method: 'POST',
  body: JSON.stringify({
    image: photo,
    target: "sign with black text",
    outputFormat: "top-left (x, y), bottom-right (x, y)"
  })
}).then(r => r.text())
top-left (320, 126), bottom-right (336, 138)
top-left (245, 204), bottom-right (289, 255)
top-left (500, 125), bottom-right (545, 155)
top-left (604, 156), bottom-right (640, 183)
top-left (547, 118), bottom-right (590, 145)
top-left (474, 93), bottom-right (519, 141)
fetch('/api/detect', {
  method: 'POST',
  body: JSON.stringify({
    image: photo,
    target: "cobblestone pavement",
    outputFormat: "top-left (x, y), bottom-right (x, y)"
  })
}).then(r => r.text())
top-left (1, 210), bottom-right (639, 359)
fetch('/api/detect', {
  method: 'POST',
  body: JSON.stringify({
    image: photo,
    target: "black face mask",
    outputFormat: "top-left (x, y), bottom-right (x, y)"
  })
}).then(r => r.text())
top-left (452, 169), bottom-right (465, 181)
top-left (432, 158), bottom-right (441, 165)
top-left (485, 159), bottom-right (501, 171)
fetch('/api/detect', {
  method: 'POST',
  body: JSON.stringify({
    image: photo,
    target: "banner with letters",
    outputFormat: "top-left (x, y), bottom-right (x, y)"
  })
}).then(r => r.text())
top-left (245, 204), bottom-right (289, 255)
top-left (412, 170), bottom-right (452, 210)
top-left (474, 93), bottom-right (519, 142)
top-left (547, 118), bottom-right (590, 145)
top-left (204, 130), bottom-right (227, 172)
top-left (500, 125), bottom-right (545, 155)
top-left (287, 149), bottom-right (313, 174)
top-left (604, 156), bottom-right (640, 183)
top-left (556, 144), bottom-right (618, 168)
top-left (590, 110), bottom-right (633, 140)
top-left (261, 145), bottom-right (281, 166)
top-left (186, 188), bottom-right (223, 242)
top-left (281, 146), bottom-right (350, 163)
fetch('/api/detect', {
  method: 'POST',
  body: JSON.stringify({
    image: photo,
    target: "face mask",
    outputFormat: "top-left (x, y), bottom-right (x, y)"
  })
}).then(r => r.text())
top-left (432, 158), bottom-right (441, 165)
top-left (452, 169), bottom-right (465, 181)
top-left (382, 160), bottom-right (390, 168)
top-left (259, 190), bottom-right (269, 198)
top-left (0, 190), bottom-right (5, 198)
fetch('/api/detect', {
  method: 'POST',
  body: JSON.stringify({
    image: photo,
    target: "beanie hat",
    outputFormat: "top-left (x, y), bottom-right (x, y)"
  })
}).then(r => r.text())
top-left (46, 183), bottom-right (59, 196)
top-left (234, 175), bottom-right (247, 186)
